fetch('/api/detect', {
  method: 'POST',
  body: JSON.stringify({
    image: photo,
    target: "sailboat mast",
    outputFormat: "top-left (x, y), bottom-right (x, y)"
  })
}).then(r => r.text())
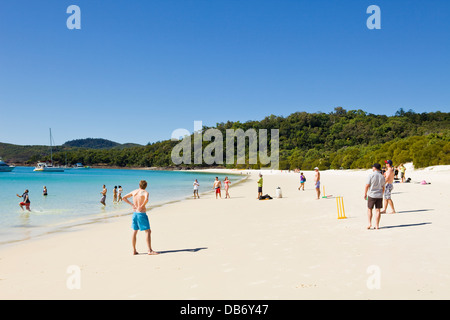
top-left (49, 128), bottom-right (53, 164)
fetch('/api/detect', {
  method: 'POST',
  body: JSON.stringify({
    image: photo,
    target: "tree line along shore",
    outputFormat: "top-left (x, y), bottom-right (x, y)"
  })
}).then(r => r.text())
top-left (1, 108), bottom-right (448, 170)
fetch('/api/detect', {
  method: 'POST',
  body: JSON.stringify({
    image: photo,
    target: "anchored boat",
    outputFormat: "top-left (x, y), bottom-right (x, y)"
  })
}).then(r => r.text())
top-left (0, 158), bottom-right (15, 172)
top-left (33, 128), bottom-right (64, 172)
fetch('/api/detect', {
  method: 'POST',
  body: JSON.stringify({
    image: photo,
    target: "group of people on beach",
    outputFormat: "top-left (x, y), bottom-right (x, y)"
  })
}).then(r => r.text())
top-left (394, 163), bottom-right (407, 183)
top-left (193, 176), bottom-right (232, 200)
top-left (15, 186), bottom-right (48, 211)
top-left (14, 160), bottom-right (403, 256)
top-left (99, 185), bottom-right (123, 206)
top-left (294, 161), bottom-right (399, 230)
top-left (296, 167), bottom-right (321, 200)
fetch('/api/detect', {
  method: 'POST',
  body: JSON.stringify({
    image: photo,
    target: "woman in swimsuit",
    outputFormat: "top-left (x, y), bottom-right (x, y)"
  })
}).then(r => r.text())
top-left (117, 186), bottom-right (123, 202)
top-left (224, 176), bottom-right (231, 199)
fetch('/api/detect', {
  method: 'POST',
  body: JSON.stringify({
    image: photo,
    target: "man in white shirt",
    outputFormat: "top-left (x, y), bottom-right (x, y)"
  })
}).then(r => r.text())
top-left (364, 163), bottom-right (385, 230)
top-left (193, 179), bottom-right (200, 199)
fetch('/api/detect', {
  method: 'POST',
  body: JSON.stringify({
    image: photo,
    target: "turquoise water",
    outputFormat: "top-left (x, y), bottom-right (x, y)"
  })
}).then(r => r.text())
top-left (0, 167), bottom-right (243, 245)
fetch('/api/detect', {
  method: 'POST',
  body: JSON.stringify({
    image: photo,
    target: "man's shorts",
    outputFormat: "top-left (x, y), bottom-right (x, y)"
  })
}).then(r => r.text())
top-left (132, 212), bottom-right (150, 231)
top-left (384, 183), bottom-right (393, 200)
top-left (315, 181), bottom-right (320, 189)
top-left (367, 197), bottom-right (383, 209)
top-left (215, 187), bottom-right (221, 194)
top-left (20, 202), bottom-right (30, 208)
top-left (258, 186), bottom-right (262, 193)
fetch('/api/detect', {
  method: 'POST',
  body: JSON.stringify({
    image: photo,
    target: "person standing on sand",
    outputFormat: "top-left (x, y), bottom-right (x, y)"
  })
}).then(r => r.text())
top-left (224, 176), bottom-right (231, 199)
top-left (381, 160), bottom-right (396, 214)
top-left (257, 173), bottom-right (263, 199)
top-left (123, 180), bottom-right (158, 255)
top-left (193, 179), bottom-right (200, 199)
top-left (364, 163), bottom-right (385, 230)
top-left (399, 163), bottom-right (406, 183)
top-left (100, 185), bottom-right (107, 206)
top-left (298, 172), bottom-right (306, 191)
top-left (213, 177), bottom-right (222, 199)
top-left (314, 167), bottom-right (320, 199)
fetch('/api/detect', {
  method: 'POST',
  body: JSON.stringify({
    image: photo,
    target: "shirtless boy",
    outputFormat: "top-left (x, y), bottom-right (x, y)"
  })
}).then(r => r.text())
top-left (123, 180), bottom-right (158, 255)
top-left (381, 160), bottom-right (396, 214)
top-left (314, 167), bottom-right (321, 199)
top-left (100, 185), bottom-right (107, 206)
top-left (213, 177), bottom-right (222, 199)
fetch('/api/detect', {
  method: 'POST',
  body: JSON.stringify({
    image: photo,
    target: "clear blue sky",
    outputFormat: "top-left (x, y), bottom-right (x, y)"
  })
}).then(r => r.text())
top-left (1, 0), bottom-right (449, 145)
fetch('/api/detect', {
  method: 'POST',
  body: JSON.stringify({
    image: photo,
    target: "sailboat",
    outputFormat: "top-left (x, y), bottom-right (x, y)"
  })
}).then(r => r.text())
top-left (34, 129), bottom-right (65, 172)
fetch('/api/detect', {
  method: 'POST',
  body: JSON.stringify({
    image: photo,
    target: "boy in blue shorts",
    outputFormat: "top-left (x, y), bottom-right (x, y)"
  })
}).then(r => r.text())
top-left (123, 180), bottom-right (158, 255)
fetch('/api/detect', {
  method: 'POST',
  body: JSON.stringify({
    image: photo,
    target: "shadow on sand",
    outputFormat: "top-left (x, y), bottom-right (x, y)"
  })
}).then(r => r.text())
top-left (381, 222), bottom-right (431, 229)
top-left (396, 209), bottom-right (434, 214)
top-left (157, 247), bottom-right (208, 255)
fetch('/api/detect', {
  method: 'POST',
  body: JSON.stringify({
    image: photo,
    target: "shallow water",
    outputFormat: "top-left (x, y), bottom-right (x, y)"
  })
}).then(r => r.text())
top-left (0, 167), bottom-right (242, 245)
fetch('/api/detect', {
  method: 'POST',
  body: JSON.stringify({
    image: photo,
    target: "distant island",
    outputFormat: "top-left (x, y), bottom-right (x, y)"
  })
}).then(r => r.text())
top-left (1, 108), bottom-right (449, 169)
top-left (0, 138), bottom-right (142, 164)
top-left (62, 138), bottom-right (142, 150)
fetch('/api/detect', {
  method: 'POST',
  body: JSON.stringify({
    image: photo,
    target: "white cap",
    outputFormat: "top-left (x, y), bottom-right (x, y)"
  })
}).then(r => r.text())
top-left (314, 167), bottom-right (319, 170)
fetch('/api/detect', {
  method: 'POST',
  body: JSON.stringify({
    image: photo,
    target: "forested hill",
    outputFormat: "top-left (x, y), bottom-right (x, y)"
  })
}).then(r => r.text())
top-left (0, 138), bottom-right (141, 163)
top-left (63, 138), bottom-right (120, 149)
top-left (62, 138), bottom-right (142, 150)
top-left (1, 108), bottom-right (449, 169)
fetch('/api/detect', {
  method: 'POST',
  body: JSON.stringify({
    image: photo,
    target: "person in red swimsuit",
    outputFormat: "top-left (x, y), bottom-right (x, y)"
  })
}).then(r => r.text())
top-left (213, 177), bottom-right (222, 199)
top-left (224, 176), bottom-right (231, 199)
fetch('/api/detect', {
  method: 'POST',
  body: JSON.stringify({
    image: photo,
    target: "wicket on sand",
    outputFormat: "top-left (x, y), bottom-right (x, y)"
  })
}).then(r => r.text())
top-left (322, 185), bottom-right (327, 198)
top-left (336, 196), bottom-right (346, 219)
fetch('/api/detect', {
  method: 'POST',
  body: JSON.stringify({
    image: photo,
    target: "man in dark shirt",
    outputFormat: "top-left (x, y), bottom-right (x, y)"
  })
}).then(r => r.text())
top-left (16, 189), bottom-right (31, 211)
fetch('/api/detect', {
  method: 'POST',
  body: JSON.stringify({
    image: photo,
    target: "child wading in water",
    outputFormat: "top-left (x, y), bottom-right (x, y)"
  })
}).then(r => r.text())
top-left (117, 186), bottom-right (123, 202)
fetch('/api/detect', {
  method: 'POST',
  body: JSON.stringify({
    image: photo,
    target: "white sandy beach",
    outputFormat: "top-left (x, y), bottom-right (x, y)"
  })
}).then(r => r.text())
top-left (0, 165), bottom-right (449, 300)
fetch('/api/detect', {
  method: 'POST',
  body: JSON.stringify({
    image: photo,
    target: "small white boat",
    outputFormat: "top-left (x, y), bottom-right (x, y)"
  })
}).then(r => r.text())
top-left (34, 161), bottom-right (65, 172)
top-left (72, 163), bottom-right (90, 169)
top-left (0, 158), bottom-right (15, 172)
